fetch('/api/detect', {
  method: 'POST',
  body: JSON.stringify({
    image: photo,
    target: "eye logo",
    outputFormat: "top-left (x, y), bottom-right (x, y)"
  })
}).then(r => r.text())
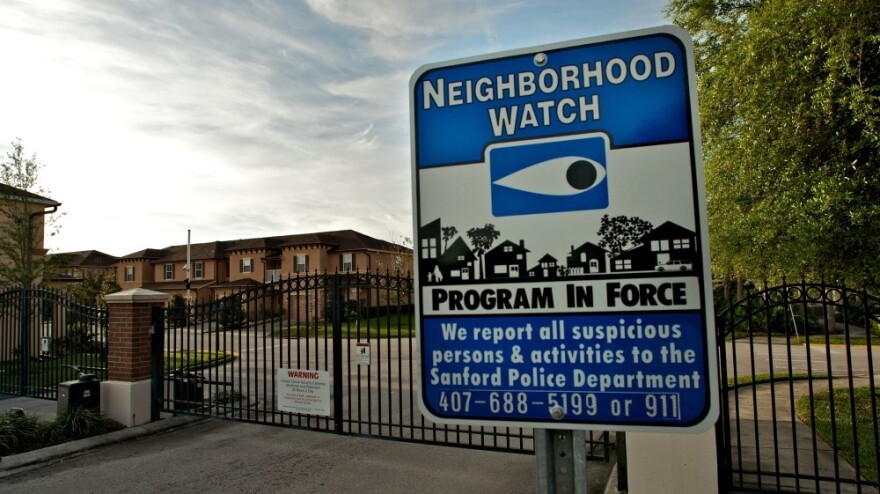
top-left (493, 156), bottom-right (606, 196)
top-left (488, 134), bottom-right (610, 217)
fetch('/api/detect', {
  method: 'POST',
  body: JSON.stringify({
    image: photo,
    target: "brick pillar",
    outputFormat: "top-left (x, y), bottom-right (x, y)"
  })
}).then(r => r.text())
top-left (102, 288), bottom-right (168, 427)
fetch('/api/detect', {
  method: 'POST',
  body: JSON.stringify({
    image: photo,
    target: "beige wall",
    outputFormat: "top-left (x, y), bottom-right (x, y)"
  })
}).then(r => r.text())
top-left (280, 246), bottom-right (329, 274)
top-left (625, 430), bottom-right (719, 494)
top-left (228, 250), bottom-right (266, 282)
top-left (191, 259), bottom-right (224, 282)
top-left (117, 260), bottom-right (154, 291)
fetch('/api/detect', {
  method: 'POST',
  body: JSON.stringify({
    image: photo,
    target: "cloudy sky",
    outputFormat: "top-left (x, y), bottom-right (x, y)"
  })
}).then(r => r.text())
top-left (0, 0), bottom-right (669, 257)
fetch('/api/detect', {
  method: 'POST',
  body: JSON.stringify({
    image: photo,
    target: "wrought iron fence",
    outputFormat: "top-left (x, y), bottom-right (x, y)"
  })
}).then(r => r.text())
top-left (0, 286), bottom-right (108, 399)
top-left (156, 272), bottom-right (612, 458)
top-left (716, 278), bottom-right (880, 494)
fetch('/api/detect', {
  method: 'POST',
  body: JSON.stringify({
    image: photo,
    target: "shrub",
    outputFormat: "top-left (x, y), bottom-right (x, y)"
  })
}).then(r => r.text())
top-left (324, 299), bottom-right (359, 323)
top-left (0, 407), bottom-right (124, 456)
top-left (168, 295), bottom-right (189, 329)
top-left (52, 407), bottom-right (123, 441)
top-left (218, 301), bottom-right (247, 330)
top-left (0, 412), bottom-right (44, 455)
top-left (56, 321), bottom-right (100, 355)
top-left (211, 389), bottom-right (246, 405)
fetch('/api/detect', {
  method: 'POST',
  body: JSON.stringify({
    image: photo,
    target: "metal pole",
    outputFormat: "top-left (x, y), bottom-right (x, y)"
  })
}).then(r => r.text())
top-left (19, 287), bottom-right (29, 396)
top-left (535, 429), bottom-right (587, 494)
top-left (185, 229), bottom-right (192, 303)
top-left (332, 274), bottom-right (343, 434)
top-left (616, 431), bottom-right (628, 491)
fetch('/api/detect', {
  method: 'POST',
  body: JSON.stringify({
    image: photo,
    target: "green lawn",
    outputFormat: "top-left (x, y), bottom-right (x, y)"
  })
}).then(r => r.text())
top-left (163, 350), bottom-right (233, 372)
top-left (795, 387), bottom-right (880, 482)
top-left (806, 334), bottom-right (880, 346)
top-left (273, 314), bottom-right (414, 339)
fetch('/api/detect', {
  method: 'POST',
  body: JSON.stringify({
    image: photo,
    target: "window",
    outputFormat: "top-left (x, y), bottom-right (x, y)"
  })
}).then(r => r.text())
top-left (650, 240), bottom-right (670, 252)
top-left (504, 245), bottom-right (513, 252)
top-left (240, 258), bottom-right (253, 273)
top-left (194, 261), bottom-right (204, 278)
top-left (342, 253), bottom-right (353, 271)
top-left (421, 238), bottom-right (437, 259)
top-left (673, 238), bottom-right (690, 249)
top-left (494, 265), bottom-right (508, 274)
top-left (296, 255), bottom-right (309, 273)
top-left (615, 259), bottom-right (632, 270)
top-left (164, 264), bottom-right (174, 280)
top-left (124, 266), bottom-right (135, 282)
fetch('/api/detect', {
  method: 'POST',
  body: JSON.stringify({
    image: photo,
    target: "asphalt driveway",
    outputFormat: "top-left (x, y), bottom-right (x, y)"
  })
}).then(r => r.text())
top-left (0, 418), bottom-right (539, 494)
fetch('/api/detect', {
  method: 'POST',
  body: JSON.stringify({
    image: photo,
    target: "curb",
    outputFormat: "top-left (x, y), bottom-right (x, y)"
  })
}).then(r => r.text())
top-left (0, 415), bottom-right (205, 477)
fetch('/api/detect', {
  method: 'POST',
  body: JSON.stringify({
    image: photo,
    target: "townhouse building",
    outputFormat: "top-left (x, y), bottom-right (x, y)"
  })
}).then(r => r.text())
top-left (47, 250), bottom-right (117, 288)
top-left (114, 229), bottom-right (411, 304)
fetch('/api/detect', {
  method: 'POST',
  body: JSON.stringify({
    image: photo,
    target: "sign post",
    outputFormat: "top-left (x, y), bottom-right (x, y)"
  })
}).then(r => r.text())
top-left (410, 25), bottom-right (717, 488)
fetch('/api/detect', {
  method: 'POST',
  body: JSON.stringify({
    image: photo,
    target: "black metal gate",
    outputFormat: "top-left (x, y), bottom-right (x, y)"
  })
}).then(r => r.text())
top-left (0, 286), bottom-right (108, 399)
top-left (156, 272), bottom-right (611, 457)
top-left (716, 278), bottom-right (880, 493)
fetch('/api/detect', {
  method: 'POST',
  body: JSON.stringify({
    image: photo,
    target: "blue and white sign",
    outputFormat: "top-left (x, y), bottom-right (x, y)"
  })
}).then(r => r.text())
top-left (410, 26), bottom-right (718, 432)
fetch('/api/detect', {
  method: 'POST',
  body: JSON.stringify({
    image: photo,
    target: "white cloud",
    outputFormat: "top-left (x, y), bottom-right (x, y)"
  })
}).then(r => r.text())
top-left (0, 0), bottom-right (670, 256)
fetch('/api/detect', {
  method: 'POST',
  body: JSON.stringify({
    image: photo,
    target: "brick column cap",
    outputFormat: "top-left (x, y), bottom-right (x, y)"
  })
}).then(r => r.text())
top-left (105, 288), bottom-right (170, 304)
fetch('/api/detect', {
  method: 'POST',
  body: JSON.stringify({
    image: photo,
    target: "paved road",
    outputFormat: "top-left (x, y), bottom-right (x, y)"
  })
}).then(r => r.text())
top-left (0, 418), bottom-right (559, 494)
top-left (724, 338), bottom-right (880, 378)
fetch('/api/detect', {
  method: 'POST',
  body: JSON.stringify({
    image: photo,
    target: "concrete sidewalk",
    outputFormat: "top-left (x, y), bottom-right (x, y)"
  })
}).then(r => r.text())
top-left (0, 396), bottom-right (619, 493)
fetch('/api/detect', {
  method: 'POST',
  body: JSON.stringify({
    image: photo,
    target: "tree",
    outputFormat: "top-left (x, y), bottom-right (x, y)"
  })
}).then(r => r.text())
top-left (66, 270), bottom-right (121, 307)
top-left (376, 233), bottom-right (414, 275)
top-left (596, 214), bottom-right (653, 257)
top-left (667, 0), bottom-right (880, 285)
top-left (0, 139), bottom-right (63, 286)
top-left (441, 226), bottom-right (458, 250)
top-left (466, 223), bottom-right (500, 279)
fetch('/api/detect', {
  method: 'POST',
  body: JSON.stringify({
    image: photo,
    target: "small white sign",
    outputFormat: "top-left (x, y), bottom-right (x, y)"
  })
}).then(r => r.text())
top-left (355, 342), bottom-right (371, 366)
top-left (277, 369), bottom-right (330, 416)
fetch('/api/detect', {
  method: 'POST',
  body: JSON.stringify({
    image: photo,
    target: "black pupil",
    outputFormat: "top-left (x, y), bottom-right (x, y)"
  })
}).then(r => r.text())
top-left (566, 160), bottom-right (597, 190)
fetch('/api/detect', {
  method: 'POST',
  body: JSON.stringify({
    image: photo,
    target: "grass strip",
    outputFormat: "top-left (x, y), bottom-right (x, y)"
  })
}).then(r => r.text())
top-left (274, 314), bottom-right (414, 339)
top-left (796, 387), bottom-right (880, 482)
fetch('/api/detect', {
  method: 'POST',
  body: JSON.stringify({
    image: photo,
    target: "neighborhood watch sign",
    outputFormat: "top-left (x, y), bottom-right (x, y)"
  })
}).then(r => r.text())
top-left (410, 26), bottom-right (718, 432)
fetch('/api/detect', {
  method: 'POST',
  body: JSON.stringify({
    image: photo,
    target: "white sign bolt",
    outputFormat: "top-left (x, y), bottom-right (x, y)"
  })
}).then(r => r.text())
top-left (533, 52), bottom-right (548, 67)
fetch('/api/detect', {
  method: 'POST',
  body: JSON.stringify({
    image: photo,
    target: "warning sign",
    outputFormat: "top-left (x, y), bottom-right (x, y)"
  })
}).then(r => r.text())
top-left (277, 369), bottom-right (330, 416)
